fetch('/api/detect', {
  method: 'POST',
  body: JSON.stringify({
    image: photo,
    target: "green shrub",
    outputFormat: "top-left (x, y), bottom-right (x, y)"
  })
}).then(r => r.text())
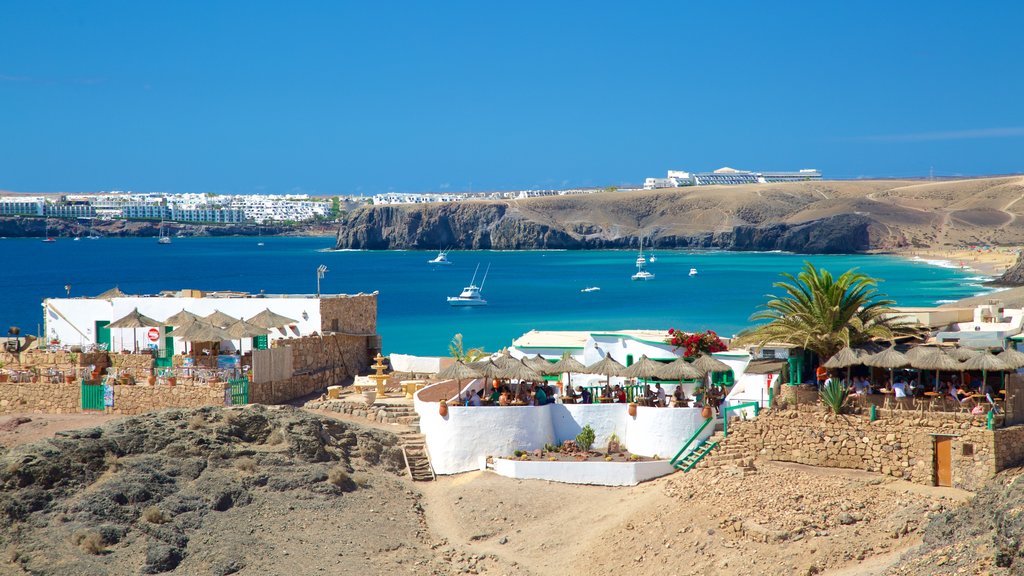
top-left (543, 443), bottom-right (559, 453)
top-left (513, 450), bottom-right (524, 458)
top-left (576, 425), bottom-right (596, 452)
top-left (820, 379), bottom-right (848, 414)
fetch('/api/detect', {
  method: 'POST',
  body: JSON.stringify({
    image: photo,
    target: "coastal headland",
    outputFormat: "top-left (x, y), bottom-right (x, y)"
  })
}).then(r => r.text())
top-left (335, 176), bottom-right (1024, 255)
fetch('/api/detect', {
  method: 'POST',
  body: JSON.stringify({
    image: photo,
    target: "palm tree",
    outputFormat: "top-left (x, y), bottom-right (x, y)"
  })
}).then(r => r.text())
top-left (734, 262), bottom-right (924, 362)
top-left (448, 333), bottom-right (487, 363)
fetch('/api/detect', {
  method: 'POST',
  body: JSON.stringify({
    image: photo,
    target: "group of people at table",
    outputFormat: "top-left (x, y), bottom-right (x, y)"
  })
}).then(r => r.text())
top-left (820, 368), bottom-right (1003, 411)
top-left (462, 381), bottom-right (702, 408)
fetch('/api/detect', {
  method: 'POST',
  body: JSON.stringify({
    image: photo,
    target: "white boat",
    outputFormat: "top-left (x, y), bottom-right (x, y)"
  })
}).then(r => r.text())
top-left (73, 236), bottom-right (81, 241)
top-left (689, 268), bottom-right (698, 276)
top-left (86, 219), bottom-right (100, 240)
top-left (631, 237), bottom-right (654, 281)
top-left (158, 214), bottom-right (171, 244)
top-left (41, 219), bottom-right (56, 242)
top-left (581, 286), bottom-right (601, 293)
top-left (428, 248), bottom-right (453, 265)
top-left (649, 255), bottom-right (657, 263)
top-left (448, 264), bottom-right (489, 306)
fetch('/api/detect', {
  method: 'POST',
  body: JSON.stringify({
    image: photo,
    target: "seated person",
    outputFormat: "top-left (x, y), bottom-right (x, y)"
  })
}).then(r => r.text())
top-left (601, 383), bottom-right (613, 399)
top-left (853, 377), bottom-right (871, 395)
top-left (672, 385), bottom-right (688, 406)
top-left (498, 389), bottom-right (511, 406)
top-left (467, 389), bottom-right (482, 407)
top-left (643, 384), bottom-right (655, 400)
top-left (535, 385), bottom-right (548, 406)
top-left (612, 384), bottom-right (626, 403)
top-left (489, 386), bottom-right (503, 405)
top-left (577, 386), bottom-right (592, 404)
top-left (655, 383), bottom-right (667, 407)
top-left (892, 379), bottom-right (907, 400)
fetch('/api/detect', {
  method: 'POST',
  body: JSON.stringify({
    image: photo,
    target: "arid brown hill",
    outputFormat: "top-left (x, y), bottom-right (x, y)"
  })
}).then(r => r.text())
top-left (335, 176), bottom-right (1024, 253)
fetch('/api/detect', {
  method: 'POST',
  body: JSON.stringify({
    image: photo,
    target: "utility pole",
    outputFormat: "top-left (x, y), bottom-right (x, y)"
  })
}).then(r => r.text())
top-left (316, 265), bottom-right (328, 297)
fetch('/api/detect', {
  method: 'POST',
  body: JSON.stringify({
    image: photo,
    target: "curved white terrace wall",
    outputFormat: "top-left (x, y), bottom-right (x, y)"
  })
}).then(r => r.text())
top-left (416, 382), bottom-right (715, 475)
top-left (492, 458), bottom-right (675, 487)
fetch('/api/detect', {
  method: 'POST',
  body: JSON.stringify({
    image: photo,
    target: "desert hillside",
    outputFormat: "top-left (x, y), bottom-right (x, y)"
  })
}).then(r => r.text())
top-left (335, 177), bottom-right (1024, 253)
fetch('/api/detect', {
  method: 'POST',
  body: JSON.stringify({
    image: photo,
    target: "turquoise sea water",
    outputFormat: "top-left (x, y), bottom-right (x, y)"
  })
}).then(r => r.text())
top-left (0, 237), bottom-right (996, 355)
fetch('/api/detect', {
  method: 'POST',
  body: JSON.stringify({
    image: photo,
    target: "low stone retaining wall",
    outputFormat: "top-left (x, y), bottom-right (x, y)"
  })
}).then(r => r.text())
top-left (708, 407), bottom-right (1024, 491)
top-left (0, 381), bottom-right (227, 415)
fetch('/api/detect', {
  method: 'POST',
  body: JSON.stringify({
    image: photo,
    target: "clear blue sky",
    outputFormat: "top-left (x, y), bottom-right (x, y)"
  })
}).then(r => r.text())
top-left (1, 1), bottom-right (1022, 194)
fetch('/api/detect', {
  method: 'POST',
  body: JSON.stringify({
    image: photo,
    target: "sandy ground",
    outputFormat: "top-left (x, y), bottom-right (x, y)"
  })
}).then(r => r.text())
top-left (0, 413), bottom-right (122, 448)
top-left (890, 247), bottom-right (1020, 276)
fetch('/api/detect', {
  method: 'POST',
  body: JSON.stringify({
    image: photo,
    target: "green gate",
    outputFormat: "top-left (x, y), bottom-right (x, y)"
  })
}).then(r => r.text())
top-left (253, 335), bottom-right (268, 350)
top-left (81, 383), bottom-right (105, 411)
top-left (228, 378), bottom-right (249, 405)
top-left (95, 321), bottom-right (111, 350)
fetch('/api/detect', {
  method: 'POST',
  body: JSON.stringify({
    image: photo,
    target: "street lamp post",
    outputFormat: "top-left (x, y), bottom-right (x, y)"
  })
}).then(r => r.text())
top-left (316, 265), bottom-right (328, 297)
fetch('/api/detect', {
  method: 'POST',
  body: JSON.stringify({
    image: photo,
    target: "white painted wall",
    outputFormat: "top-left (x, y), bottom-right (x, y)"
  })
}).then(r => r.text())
top-left (415, 382), bottom-right (715, 475)
top-left (44, 296), bottom-right (322, 353)
top-left (492, 458), bottom-right (676, 486)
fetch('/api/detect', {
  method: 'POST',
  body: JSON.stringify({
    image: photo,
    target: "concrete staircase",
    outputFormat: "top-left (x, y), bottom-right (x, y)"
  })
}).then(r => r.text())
top-left (695, 420), bottom-right (759, 470)
top-left (398, 430), bottom-right (435, 481)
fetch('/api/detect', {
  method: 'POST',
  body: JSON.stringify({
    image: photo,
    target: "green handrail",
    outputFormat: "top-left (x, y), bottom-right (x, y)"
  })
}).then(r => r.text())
top-left (722, 401), bottom-right (760, 438)
top-left (670, 417), bottom-right (713, 466)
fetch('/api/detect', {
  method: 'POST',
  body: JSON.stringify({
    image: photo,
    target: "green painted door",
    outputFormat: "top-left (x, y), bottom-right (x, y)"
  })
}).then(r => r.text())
top-left (254, 335), bottom-right (268, 350)
top-left (155, 326), bottom-right (174, 368)
top-left (95, 321), bottom-right (111, 349)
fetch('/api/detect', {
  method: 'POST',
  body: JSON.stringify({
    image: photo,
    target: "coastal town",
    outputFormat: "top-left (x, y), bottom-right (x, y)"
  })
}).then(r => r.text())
top-left (3, 245), bottom-right (1024, 573)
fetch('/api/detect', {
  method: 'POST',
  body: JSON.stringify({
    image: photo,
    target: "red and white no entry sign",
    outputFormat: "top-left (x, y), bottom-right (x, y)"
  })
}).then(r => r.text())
top-left (147, 328), bottom-right (160, 342)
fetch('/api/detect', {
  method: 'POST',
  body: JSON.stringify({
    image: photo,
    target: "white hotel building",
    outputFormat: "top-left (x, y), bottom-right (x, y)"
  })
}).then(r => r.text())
top-left (644, 167), bottom-right (822, 189)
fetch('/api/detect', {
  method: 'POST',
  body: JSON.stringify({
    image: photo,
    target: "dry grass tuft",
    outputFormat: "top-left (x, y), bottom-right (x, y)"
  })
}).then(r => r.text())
top-left (327, 466), bottom-right (350, 488)
top-left (221, 411), bottom-right (239, 425)
top-left (141, 506), bottom-right (169, 524)
top-left (187, 414), bottom-right (207, 430)
top-left (3, 460), bottom-right (20, 476)
top-left (234, 457), bottom-right (257, 473)
top-left (72, 530), bottom-right (105, 555)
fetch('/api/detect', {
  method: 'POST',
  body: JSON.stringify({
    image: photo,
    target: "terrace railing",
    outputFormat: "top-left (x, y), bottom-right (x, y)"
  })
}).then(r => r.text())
top-left (722, 401), bottom-right (760, 438)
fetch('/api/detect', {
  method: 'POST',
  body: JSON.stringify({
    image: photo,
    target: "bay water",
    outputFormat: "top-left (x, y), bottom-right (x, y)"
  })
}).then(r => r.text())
top-left (0, 237), bottom-right (994, 355)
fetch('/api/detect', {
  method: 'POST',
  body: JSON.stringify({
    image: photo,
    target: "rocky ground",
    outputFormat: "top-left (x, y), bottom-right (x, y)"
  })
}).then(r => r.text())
top-left (0, 406), bottom-right (520, 575)
top-left (1, 407), bottom-right (1017, 576)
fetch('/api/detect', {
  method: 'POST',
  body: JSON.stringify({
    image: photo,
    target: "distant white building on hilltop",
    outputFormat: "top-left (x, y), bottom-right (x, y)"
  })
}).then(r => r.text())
top-left (643, 167), bottom-right (822, 189)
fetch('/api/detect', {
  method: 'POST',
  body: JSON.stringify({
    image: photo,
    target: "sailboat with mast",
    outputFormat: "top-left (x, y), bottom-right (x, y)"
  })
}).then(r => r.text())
top-left (631, 236), bottom-right (654, 281)
top-left (41, 218), bottom-right (56, 243)
top-left (158, 212), bottom-right (171, 244)
top-left (447, 264), bottom-right (489, 306)
top-left (86, 218), bottom-right (101, 240)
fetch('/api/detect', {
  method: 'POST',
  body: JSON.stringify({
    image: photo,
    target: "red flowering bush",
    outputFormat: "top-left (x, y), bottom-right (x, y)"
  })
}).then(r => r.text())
top-left (666, 328), bottom-right (728, 358)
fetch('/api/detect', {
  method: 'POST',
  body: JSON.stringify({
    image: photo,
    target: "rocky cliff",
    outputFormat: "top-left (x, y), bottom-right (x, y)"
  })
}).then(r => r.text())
top-left (335, 201), bottom-right (875, 253)
top-left (337, 176), bottom-right (1024, 254)
top-left (0, 217), bottom-right (329, 238)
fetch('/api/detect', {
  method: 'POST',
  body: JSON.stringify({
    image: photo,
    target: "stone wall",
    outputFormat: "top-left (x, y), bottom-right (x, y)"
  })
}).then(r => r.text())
top-left (0, 381), bottom-right (227, 415)
top-left (249, 333), bottom-right (371, 404)
top-left (707, 407), bottom-right (1019, 492)
top-left (319, 293), bottom-right (377, 335)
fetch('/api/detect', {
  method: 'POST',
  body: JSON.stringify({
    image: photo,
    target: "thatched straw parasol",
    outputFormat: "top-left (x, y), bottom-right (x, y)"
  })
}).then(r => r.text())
top-left (621, 355), bottom-right (666, 381)
top-left (997, 348), bottom-right (1024, 370)
top-left (660, 357), bottom-right (703, 381)
top-left (163, 309), bottom-right (200, 326)
top-left (905, 346), bottom-right (939, 364)
top-left (500, 359), bottom-right (543, 382)
top-left (586, 354), bottom-right (626, 388)
top-left (692, 354), bottom-right (731, 376)
top-left (824, 346), bottom-right (862, 386)
top-left (95, 286), bottom-right (128, 299)
top-left (913, 349), bottom-right (963, 391)
top-left (167, 320), bottom-right (233, 355)
top-left (248, 309), bottom-right (299, 329)
top-left (226, 319), bottom-right (271, 355)
top-left (108, 308), bottom-right (163, 353)
top-left (963, 351), bottom-right (1010, 393)
top-left (435, 361), bottom-right (484, 403)
top-left (203, 310), bottom-right (239, 329)
top-left (945, 347), bottom-right (980, 362)
top-left (548, 352), bottom-right (587, 392)
top-left (862, 346), bottom-right (910, 388)
top-left (524, 354), bottom-right (553, 374)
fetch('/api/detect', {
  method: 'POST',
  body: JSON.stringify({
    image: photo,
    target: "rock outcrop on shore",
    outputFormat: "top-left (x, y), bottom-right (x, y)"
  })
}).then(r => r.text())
top-left (996, 251), bottom-right (1024, 285)
top-left (335, 176), bottom-right (1024, 254)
